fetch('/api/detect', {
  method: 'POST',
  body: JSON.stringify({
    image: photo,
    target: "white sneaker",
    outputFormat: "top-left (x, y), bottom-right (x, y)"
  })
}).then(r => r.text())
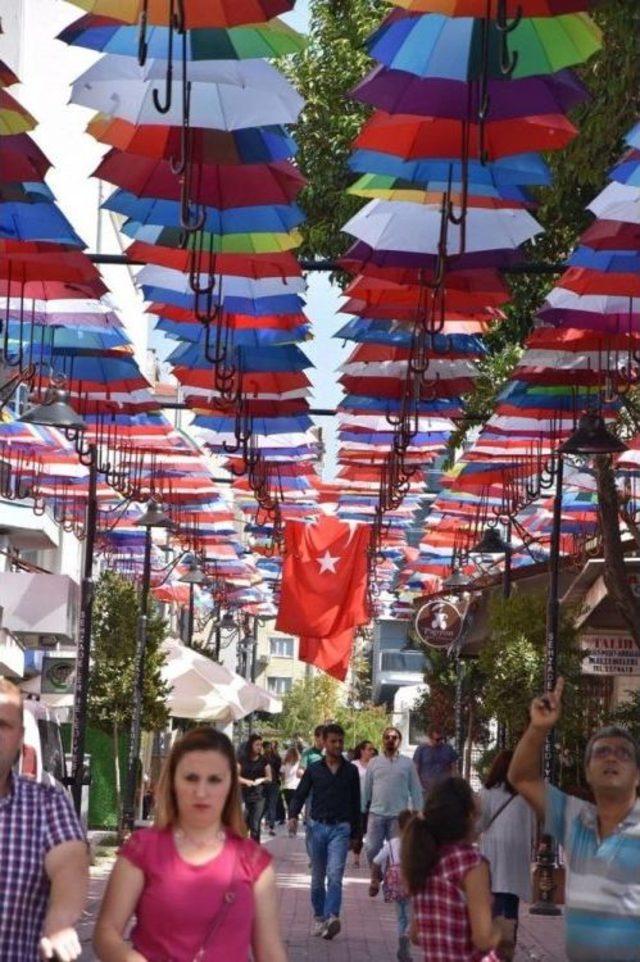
top-left (312, 918), bottom-right (326, 937)
top-left (322, 916), bottom-right (341, 940)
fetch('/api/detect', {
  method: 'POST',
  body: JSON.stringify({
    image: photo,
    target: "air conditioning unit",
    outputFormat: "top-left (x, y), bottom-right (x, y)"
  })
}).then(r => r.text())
top-left (0, 573), bottom-right (79, 647)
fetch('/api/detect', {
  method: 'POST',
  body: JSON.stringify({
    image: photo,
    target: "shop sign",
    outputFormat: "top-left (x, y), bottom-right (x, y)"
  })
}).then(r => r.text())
top-left (41, 654), bottom-right (76, 694)
top-left (414, 599), bottom-right (464, 650)
top-left (580, 634), bottom-right (640, 676)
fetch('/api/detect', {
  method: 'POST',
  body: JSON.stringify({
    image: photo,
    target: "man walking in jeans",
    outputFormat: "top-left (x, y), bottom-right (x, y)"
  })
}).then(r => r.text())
top-left (364, 726), bottom-right (423, 896)
top-left (288, 723), bottom-right (361, 941)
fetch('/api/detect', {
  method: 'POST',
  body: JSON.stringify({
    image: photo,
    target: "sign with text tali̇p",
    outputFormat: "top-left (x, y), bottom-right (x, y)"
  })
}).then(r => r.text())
top-left (580, 634), bottom-right (640, 676)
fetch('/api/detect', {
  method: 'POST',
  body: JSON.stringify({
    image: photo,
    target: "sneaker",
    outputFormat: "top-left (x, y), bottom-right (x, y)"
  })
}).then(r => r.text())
top-left (397, 935), bottom-right (412, 962)
top-left (312, 918), bottom-right (326, 937)
top-left (322, 916), bottom-right (341, 940)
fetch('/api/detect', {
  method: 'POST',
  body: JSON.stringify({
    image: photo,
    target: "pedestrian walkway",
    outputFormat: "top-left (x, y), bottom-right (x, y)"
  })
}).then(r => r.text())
top-left (79, 829), bottom-right (567, 961)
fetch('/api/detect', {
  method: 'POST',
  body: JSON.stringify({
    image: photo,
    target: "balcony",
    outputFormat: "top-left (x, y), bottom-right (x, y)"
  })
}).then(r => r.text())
top-left (374, 649), bottom-right (426, 706)
top-left (0, 501), bottom-right (60, 551)
top-left (0, 629), bottom-right (24, 679)
top-left (0, 573), bottom-right (79, 648)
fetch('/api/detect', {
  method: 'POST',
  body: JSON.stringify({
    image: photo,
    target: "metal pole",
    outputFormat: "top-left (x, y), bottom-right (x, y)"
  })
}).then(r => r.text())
top-left (70, 447), bottom-right (97, 816)
top-left (122, 525), bottom-right (152, 832)
top-left (530, 454), bottom-right (563, 917)
top-left (187, 582), bottom-right (194, 647)
top-left (454, 656), bottom-right (465, 762)
top-left (503, 520), bottom-right (512, 601)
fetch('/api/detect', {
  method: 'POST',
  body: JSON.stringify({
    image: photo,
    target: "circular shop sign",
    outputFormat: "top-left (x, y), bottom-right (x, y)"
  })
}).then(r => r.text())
top-left (414, 600), bottom-right (464, 650)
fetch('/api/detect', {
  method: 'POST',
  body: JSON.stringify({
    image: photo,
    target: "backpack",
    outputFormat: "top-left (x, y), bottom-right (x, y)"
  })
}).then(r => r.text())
top-left (382, 842), bottom-right (409, 903)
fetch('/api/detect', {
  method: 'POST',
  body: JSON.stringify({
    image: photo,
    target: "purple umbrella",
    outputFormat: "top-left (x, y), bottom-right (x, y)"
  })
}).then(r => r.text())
top-left (351, 67), bottom-right (588, 121)
top-left (342, 241), bottom-right (525, 271)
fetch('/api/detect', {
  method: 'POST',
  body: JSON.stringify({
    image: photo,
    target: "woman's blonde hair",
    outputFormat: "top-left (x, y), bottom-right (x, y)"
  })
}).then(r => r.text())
top-left (154, 727), bottom-right (246, 837)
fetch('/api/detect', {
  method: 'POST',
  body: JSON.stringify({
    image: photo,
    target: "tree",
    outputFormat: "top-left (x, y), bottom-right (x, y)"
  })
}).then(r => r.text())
top-left (88, 571), bottom-right (170, 820)
top-left (334, 702), bottom-right (389, 748)
top-left (276, 674), bottom-right (340, 740)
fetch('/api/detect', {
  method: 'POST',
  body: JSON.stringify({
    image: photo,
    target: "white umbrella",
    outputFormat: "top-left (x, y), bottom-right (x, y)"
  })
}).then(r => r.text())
top-left (161, 638), bottom-right (246, 723)
top-left (588, 182), bottom-right (640, 223)
top-left (71, 55), bottom-right (304, 129)
top-left (343, 199), bottom-right (542, 253)
top-left (136, 266), bottom-right (307, 298)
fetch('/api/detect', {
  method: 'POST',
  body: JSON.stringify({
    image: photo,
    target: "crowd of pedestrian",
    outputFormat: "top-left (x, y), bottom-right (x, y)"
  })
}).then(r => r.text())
top-left (3, 673), bottom-right (640, 962)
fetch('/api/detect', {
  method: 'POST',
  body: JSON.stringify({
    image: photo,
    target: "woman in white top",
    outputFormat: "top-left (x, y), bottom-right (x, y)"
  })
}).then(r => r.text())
top-left (478, 749), bottom-right (538, 948)
top-left (352, 740), bottom-right (376, 867)
top-left (282, 746), bottom-right (301, 834)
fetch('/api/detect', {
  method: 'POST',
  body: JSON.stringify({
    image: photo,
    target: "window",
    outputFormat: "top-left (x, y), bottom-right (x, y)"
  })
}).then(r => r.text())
top-left (380, 651), bottom-right (425, 673)
top-left (267, 676), bottom-right (293, 696)
top-left (269, 636), bottom-right (294, 658)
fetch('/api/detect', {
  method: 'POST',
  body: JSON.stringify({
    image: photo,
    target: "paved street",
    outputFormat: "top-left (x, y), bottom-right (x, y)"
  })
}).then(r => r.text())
top-left (79, 831), bottom-right (567, 961)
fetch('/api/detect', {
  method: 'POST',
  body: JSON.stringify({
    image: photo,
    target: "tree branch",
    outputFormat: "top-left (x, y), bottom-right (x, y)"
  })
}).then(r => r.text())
top-left (595, 455), bottom-right (640, 645)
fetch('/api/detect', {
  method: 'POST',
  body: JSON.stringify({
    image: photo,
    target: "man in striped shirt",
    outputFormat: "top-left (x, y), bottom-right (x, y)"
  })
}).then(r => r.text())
top-left (509, 677), bottom-right (640, 962)
top-left (0, 678), bottom-right (88, 961)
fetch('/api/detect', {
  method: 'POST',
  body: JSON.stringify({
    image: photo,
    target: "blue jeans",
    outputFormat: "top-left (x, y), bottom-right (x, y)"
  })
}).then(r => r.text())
top-left (366, 813), bottom-right (398, 864)
top-left (396, 899), bottom-right (410, 937)
top-left (309, 820), bottom-right (351, 920)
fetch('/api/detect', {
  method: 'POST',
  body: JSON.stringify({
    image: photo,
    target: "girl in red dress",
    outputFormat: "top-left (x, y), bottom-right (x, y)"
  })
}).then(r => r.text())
top-left (401, 777), bottom-right (513, 962)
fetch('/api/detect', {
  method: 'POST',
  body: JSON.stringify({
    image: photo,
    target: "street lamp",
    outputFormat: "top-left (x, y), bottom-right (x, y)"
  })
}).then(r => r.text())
top-left (178, 558), bottom-right (207, 647)
top-left (122, 500), bottom-right (172, 832)
top-left (20, 388), bottom-right (93, 816)
top-left (530, 413), bottom-right (627, 916)
top-left (472, 523), bottom-right (512, 600)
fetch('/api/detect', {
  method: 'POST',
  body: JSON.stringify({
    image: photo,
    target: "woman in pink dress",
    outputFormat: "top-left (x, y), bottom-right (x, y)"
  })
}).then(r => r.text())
top-left (93, 727), bottom-right (287, 962)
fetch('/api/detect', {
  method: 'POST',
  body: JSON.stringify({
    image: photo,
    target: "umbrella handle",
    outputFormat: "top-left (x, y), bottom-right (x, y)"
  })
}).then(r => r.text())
top-left (137, 0), bottom-right (149, 65)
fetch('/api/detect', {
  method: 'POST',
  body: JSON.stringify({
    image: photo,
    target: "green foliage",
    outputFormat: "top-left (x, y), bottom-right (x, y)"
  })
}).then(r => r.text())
top-left (414, 649), bottom-right (489, 744)
top-left (276, 674), bottom-right (340, 740)
top-left (607, 689), bottom-right (640, 745)
top-left (283, 0), bottom-right (385, 259)
top-left (334, 701), bottom-right (390, 748)
top-left (88, 571), bottom-right (170, 735)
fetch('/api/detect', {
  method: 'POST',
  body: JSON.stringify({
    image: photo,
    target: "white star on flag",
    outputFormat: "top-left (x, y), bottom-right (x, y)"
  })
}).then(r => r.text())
top-left (317, 550), bottom-right (340, 574)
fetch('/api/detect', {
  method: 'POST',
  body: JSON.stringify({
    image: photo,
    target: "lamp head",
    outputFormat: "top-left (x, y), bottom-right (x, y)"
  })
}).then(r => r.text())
top-left (136, 499), bottom-right (172, 529)
top-left (559, 412), bottom-right (627, 456)
top-left (179, 560), bottom-right (207, 585)
top-left (19, 387), bottom-right (87, 432)
top-left (443, 568), bottom-right (472, 593)
top-left (472, 527), bottom-right (508, 555)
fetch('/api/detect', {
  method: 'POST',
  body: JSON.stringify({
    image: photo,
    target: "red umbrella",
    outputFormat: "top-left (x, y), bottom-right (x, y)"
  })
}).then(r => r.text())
top-left (94, 151), bottom-right (305, 207)
top-left (0, 135), bottom-right (52, 181)
top-left (580, 220), bottom-right (640, 250)
top-left (127, 241), bottom-right (301, 278)
top-left (560, 267), bottom-right (640, 297)
top-left (355, 111), bottom-right (578, 161)
top-left (65, 0), bottom-right (294, 28)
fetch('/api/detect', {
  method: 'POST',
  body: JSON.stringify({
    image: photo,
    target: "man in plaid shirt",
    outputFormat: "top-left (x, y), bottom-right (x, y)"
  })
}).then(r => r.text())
top-left (0, 678), bottom-right (88, 961)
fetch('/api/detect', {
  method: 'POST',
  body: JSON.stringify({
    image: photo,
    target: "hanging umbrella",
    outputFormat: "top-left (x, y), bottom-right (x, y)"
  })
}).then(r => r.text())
top-left (349, 150), bottom-right (550, 188)
top-left (71, 55), bottom-right (304, 129)
top-left (60, 15), bottom-right (305, 58)
top-left (87, 115), bottom-right (296, 164)
top-left (94, 152), bottom-right (305, 207)
top-left (352, 66), bottom-right (588, 119)
top-left (0, 89), bottom-right (37, 135)
top-left (0, 135), bottom-right (52, 182)
top-left (0, 201), bottom-right (86, 246)
top-left (369, 12), bottom-right (601, 81)
top-left (355, 111), bottom-right (578, 161)
top-left (64, 0), bottom-right (295, 28)
top-left (389, 1), bottom-right (598, 14)
top-left (343, 199), bottom-right (542, 253)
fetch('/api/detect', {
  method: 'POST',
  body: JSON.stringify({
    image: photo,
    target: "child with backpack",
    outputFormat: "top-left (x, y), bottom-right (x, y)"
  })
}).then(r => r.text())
top-left (373, 809), bottom-right (414, 962)
top-left (401, 777), bottom-right (514, 962)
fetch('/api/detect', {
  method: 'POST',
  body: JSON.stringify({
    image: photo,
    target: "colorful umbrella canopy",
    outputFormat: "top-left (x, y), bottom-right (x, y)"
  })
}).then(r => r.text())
top-left (64, 0), bottom-right (295, 27)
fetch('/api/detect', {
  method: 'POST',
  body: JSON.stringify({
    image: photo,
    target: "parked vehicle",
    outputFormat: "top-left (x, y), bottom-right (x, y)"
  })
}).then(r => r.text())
top-left (19, 698), bottom-right (68, 789)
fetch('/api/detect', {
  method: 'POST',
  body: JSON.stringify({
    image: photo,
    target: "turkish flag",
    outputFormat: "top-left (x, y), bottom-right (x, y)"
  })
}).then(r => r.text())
top-left (276, 515), bottom-right (371, 679)
top-left (299, 630), bottom-right (356, 682)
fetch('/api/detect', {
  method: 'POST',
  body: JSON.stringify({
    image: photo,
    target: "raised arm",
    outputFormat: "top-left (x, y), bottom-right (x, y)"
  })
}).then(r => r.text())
top-left (508, 677), bottom-right (564, 819)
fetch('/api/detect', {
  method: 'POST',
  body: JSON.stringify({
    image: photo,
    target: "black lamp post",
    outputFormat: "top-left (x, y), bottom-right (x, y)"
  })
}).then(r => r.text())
top-left (442, 568), bottom-right (473, 762)
top-left (122, 500), bottom-right (172, 832)
top-left (530, 411), bottom-right (627, 916)
top-left (178, 559), bottom-right (207, 647)
top-left (19, 390), bottom-right (94, 817)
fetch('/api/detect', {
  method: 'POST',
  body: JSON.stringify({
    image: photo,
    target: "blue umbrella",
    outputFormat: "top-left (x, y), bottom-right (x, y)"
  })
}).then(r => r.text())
top-left (0, 201), bottom-right (85, 246)
top-left (141, 285), bottom-right (305, 316)
top-left (104, 190), bottom-right (305, 232)
top-left (169, 340), bottom-right (312, 372)
top-left (349, 150), bottom-right (550, 189)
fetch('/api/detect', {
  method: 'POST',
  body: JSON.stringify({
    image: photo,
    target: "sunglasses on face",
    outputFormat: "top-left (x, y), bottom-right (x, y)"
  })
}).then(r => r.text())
top-left (384, 734), bottom-right (399, 741)
top-left (592, 744), bottom-right (635, 763)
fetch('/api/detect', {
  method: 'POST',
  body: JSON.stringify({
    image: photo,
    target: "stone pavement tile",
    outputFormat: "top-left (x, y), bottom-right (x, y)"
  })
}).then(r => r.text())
top-left (77, 829), bottom-right (569, 962)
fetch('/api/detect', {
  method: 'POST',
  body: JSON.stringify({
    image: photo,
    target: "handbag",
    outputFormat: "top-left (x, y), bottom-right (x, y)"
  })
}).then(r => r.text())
top-left (382, 842), bottom-right (409, 904)
top-left (178, 843), bottom-right (239, 962)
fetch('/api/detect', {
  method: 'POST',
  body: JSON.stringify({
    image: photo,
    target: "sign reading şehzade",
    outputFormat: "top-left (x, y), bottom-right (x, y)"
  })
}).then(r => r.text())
top-left (414, 599), bottom-right (464, 649)
top-left (580, 634), bottom-right (640, 676)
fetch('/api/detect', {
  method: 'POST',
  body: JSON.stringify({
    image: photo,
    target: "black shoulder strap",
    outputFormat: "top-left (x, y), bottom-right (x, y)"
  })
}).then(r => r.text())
top-left (484, 793), bottom-right (516, 832)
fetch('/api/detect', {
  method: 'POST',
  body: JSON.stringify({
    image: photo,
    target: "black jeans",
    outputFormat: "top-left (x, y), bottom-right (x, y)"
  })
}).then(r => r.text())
top-left (265, 781), bottom-right (280, 828)
top-left (244, 795), bottom-right (266, 843)
top-left (283, 788), bottom-right (297, 818)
